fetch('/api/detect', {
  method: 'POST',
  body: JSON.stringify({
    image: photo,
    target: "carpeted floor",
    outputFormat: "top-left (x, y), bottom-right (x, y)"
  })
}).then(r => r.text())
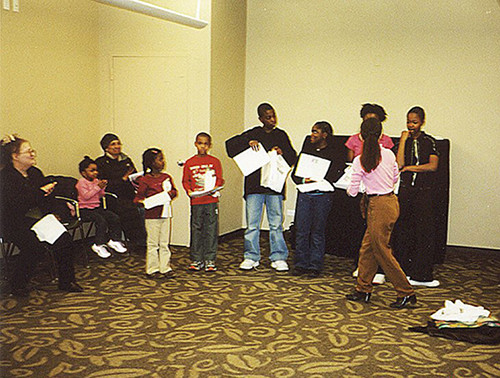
top-left (1, 235), bottom-right (499, 377)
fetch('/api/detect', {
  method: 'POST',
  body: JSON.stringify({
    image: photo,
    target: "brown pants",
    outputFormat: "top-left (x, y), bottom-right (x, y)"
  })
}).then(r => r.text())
top-left (356, 194), bottom-right (414, 297)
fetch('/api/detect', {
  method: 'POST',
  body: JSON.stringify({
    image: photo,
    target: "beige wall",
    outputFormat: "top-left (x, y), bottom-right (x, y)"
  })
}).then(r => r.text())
top-left (210, 1), bottom-right (246, 235)
top-left (245, 0), bottom-right (500, 249)
top-left (0, 0), bottom-right (99, 176)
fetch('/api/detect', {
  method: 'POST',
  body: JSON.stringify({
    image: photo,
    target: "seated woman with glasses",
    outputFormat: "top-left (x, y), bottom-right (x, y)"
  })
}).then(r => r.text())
top-left (0, 134), bottom-right (83, 297)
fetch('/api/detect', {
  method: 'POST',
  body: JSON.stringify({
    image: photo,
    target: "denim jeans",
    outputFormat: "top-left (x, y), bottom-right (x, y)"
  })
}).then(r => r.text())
top-left (190, 203), bottom-right (218, 262)
top-left (294, 192), bottom-right (333, 271)
top-left (244, 194), bottom-right (288, 262)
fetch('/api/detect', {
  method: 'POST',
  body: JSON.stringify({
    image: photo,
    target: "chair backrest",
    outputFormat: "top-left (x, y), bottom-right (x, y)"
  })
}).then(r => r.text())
top-left (45, 175), bottom-right (79, 223)
top-left (47, 175), bottom-right (79, 200)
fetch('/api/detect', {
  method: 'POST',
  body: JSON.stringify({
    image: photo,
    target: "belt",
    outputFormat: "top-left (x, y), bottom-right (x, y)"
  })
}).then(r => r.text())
top-left (367, 192), bottom-right (394, 198)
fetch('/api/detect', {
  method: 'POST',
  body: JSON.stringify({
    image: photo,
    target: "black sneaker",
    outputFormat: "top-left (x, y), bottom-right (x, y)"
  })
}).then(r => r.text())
top-left (188, 261), bottom-right (204, 271)
top-left (205, 261), bottom-right (217, 272)
top-left (307, 269), bottom-right (321, 278)
top-left (163, 270), bottom-right (176, 279)
top-left (291, 267), bottom-right (307, 276)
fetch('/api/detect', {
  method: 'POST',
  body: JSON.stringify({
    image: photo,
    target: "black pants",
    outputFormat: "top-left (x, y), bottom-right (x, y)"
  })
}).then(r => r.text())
top-left (9, 229), bottom-right (76, 290)
top-left (394, 186), bottom-right (436, 281)
top-left (107, 198), bottom-right (147, 247)
top-left (80, 207), bottom-right (121, 245)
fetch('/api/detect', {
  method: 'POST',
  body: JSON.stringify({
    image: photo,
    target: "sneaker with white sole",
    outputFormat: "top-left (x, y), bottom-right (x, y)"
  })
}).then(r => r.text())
top-left (239, 259), bottom-right (259, 270)
top-left (409, 279), bottom-right (440, 288)
top-left (91, 244), bottom-right (111, 258)
top-left (270, 260), bottom-right (289, 272)
top-left (372, 273), bottom-right (386, 285)
top-left (107, 240), bottom-right (127, 253)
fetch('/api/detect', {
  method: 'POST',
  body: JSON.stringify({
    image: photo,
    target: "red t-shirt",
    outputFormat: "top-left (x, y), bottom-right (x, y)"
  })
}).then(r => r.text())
top-left (134, 173), bottom-right (177, 219)
top-left (182, 154), bottom-right (224, 205)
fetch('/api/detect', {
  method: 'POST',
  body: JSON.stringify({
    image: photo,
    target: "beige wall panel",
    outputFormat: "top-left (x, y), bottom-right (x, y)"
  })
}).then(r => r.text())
top-left (245, 0), bottom-right (500, 248)
top-left (210, 1), bottom-right (247, 235)
top-left (1, 0), bottom-right (99, 176)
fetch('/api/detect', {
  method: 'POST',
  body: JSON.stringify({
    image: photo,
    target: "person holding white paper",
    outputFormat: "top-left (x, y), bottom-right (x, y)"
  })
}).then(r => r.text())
top-left (134, 148), bottom-right (178, 279)
top-left (291, 122), bottom-right (342, 278)
top-left (0, 135), bottom-right (82, 296)
top-left (226, 103), bottom-right (297, 272)
top-left (182, 132), bottom-right (224, 272)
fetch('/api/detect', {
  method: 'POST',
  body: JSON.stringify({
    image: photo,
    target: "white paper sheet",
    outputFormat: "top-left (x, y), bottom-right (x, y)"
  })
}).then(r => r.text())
top-left (232, 144), bottom-right (271, 176)
top-left (260, 150), bottom-right (291, 193)
top-left (296, 180), bottom-right (334, 193)
top-left (144, 191), bottom-right (170, 209)
top-left (143, 179), bottom-right (173, 218)
top-left (294, 153), bottom-right (331, 181)
top-left (190, 185), bottom-right (224, 198)
top-left (334, 164), bottom-right (365, 193)
top-left (30, 214), bottom-right (67, 244)
top-left (128, 171), bottom-right (144, 183)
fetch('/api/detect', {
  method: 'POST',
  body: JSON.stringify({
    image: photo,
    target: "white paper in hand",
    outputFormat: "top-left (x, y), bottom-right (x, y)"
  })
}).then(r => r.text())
top-left (30, 214), bottom-right (67, 244)
top-left (261, 150), bottom-right (291, 193)
top-left (232, 144), bottom-right (271, 176)
top-left (295, 153), bottom-right (331, 181)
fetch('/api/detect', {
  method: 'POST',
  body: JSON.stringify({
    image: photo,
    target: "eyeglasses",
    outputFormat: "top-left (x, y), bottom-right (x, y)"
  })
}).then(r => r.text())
top-left (18, 149), bottom-right (36, 155)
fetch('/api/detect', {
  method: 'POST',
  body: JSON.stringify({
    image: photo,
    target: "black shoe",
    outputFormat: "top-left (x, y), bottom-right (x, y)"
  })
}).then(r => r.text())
top-left (291, 267), bottom-right (307, 276)
top-left (59, 282), bottom-right (84, 293)
top-left (10, 287), bottom-right (30, 297)
top-left (346, 291), bottom-right (371, 303)
top-left (390, 294), bottom-right (417, 309)
top-left (163, 270), bottom-right (176, 279)
top-left (307, 269), bottom-right (321, 278)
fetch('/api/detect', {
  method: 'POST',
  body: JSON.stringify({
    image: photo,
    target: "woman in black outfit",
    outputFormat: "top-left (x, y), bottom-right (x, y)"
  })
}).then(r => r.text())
top-left (0, 135), bottom-right (83, 296)
top-left (95, 133), bottom-right (146, 249)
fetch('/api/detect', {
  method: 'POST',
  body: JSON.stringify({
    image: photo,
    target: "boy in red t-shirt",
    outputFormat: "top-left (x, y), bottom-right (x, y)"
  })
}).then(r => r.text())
top-left (182, 132), bottom-right (224, 272)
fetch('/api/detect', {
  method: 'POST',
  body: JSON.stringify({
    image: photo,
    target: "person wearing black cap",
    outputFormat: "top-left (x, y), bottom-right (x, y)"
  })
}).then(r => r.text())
top-left (95, 133), bottom-right (146, 249)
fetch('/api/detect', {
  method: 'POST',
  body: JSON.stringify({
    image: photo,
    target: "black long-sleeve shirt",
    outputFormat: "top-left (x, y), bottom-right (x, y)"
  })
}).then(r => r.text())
top-left (95, 153), bottom-right (137, 200)
top-left (291, 135), bottom-right (344, 187)
top-left (226, 126), bottom-right (297, 198)
top-left (0, 165), bottom-right (53, 237)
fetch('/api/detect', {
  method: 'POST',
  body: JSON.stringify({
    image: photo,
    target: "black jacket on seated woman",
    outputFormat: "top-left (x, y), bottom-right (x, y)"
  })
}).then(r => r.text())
top-left (0, 135), bottom-right (83, 296)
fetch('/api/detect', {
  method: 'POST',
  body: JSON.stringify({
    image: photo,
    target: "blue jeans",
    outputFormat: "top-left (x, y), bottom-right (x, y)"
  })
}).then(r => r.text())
top-left (244, 194), bottom-right (288, 262)
top-left (294, 192), bottom-right (334, 271)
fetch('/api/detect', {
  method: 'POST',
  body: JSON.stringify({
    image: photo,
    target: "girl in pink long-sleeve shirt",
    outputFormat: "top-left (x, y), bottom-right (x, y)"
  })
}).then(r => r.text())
top-left (76, 156), bottom-right (127, 259)
top-left (346, 118), bottom-right (415, 309)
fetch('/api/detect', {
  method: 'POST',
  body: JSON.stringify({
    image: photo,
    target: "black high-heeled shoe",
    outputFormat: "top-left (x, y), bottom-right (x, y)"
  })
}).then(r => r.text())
top-left (346, 291), bottom-right (371, 303)
top-left (390, 294), bottom-right (417, 309)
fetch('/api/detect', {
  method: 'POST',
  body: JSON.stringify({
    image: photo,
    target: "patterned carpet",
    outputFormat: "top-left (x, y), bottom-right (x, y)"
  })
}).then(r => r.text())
top-left (1, 235), bottom-right (499, 377)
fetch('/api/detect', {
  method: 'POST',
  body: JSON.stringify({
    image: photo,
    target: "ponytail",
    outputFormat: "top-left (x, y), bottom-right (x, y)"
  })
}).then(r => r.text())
top-left (360, 118), bottom-right (382, 172)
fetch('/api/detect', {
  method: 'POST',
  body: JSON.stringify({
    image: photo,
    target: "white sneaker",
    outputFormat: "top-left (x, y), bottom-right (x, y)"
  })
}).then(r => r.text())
top-left (409, 279), bottom-right (440, 288)
top-left (91, 244), bottom-right (111, 258)
top-left (107, 240), bottom-right (127, 253)
top-left (271, 260), bottom-right (289, 272)
top-left (352, 268), bottom-right (359, 277)
top-left (239, 259), bottom-right (259, 270)
top-left (372, 274), bottom-right (386, 285)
